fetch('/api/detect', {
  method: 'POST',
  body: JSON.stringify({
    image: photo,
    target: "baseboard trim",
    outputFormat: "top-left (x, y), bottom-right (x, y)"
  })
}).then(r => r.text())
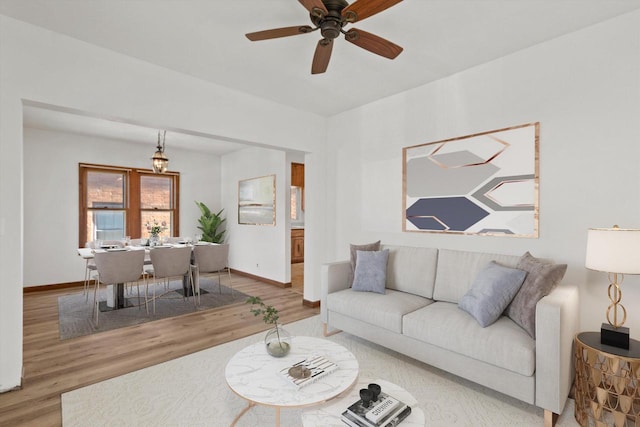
top-left (23, 281), bottom-right (84, 293)
top-left (303, 299), bottom-right (320, 308)
top-left (230, 269), bottom-right (291, 288)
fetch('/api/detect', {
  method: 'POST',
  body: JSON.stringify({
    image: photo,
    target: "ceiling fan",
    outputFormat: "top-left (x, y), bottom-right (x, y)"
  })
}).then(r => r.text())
top-left (246, 0), bottom-right (404, 74)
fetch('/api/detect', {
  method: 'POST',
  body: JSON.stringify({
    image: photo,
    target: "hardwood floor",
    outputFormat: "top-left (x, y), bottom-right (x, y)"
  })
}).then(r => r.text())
top-left (0, 274), bottom-right (319, 426)
top-left (291, 262), bottom-right (304, 295)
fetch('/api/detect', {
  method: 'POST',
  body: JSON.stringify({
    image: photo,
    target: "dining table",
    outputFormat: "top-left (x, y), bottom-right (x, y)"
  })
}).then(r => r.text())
top-left (77, 242), bottom-right (217, 310)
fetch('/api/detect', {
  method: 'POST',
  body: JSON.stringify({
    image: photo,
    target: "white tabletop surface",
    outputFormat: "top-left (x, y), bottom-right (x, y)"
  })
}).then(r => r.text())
top-left (301, 378), bottom-right (425, 427)
top-left (77, 243), bottom-right (216, 259)
top-left (77, 246), bottom-right (147, 259)
top-left (225, 336), bottom-right (359, 408)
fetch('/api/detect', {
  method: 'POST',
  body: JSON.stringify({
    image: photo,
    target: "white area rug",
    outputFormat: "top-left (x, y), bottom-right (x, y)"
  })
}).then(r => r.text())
top-left (62, 315), bottom-right (579, 426)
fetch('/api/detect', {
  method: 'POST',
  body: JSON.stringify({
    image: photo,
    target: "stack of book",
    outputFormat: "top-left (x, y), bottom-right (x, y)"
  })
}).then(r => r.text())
top-left (341, 390), bottom-right (411, 427)
top-left (279, 355), bottom-right (338, 388)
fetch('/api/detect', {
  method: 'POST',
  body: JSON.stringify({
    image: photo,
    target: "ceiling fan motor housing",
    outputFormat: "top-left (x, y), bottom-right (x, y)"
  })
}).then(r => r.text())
top-left (311, 0), bottom-right (348, 40)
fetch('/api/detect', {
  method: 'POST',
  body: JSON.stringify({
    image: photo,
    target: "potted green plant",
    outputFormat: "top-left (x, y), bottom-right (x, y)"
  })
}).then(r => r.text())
top-left (246, 296), bottom-right (291, 357)
top-left (195, 201), bottom-right (226, 243)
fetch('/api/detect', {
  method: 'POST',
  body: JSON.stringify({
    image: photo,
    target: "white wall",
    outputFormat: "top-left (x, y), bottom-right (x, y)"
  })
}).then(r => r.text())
top-left (0, 15), bottom-right (325, 392)
top-left (325, 11), bottom-right (640, 335)
top-left (23, 127), bottom-right (222, 286)
top-left (5, 7), bottom-right (640, 395)
top-left (222, 147), bottom-right (290, 283)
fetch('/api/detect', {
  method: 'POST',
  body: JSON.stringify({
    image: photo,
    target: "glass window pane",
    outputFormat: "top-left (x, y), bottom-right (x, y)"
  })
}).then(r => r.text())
top-left (86, 211), bottom-right (125, 241)
top-left (86, 171), bottom-right (125, 208)
top-left (141, 211), bottom-right (172, 238)
top-left (140, 175), bottom-right (172, 209)
top-left (290, 186), bottom-right (298, 220)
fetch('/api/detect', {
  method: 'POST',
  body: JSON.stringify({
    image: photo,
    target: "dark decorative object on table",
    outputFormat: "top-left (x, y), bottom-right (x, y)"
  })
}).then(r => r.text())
top-left (360, 388), bottom-right (374, 408)
top-left (342, 383), bottom-right (412, 427)
top-left (368, 383), bottom-right (381, 401)
top-left (246, 296), bottom-right (291, 357)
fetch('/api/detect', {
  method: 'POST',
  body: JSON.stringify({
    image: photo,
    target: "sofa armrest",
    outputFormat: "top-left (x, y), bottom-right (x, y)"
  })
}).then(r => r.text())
top-left (320, 261), bottom-right (351, 323)
top-left (535, 283), bottom-right (579, 414)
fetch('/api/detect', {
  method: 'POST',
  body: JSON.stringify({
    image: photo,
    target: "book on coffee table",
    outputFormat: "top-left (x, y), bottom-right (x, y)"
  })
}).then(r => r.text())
top-left (341, 391), bottom-right (411, 427)
top-left (279, 355), bottom-right (338, 388)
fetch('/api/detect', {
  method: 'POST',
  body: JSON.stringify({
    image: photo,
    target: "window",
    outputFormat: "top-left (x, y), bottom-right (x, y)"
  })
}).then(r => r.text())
top-left (290, 186), bottom-right (299, 220)
top-left (79, 164), bottom-right (180, 246)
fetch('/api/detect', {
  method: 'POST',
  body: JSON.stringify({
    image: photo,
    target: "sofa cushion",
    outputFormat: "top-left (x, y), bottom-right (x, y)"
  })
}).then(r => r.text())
top-left (352, 249), bottom-right (389, 294)
top-left (458, 261), bottom-right (527, 327)
top-left (433, 249), bottom-right (520, 304)
top-left (383, 245), bottom-right (438, 299)
top-left (327, 288), bottom-right (433, 333)
top-left (403, 302), bottom-right (535, 376)
top-left (348, 240), bottom-right (381, 285)
top-left (506, 252), bottom-right (567, 338)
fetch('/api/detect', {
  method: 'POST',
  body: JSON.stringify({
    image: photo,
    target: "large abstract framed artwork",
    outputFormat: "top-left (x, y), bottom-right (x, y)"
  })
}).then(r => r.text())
top-left (238, 175), bottom-right (276, 225)
top-left (403, 122), bottom-right (539, 237)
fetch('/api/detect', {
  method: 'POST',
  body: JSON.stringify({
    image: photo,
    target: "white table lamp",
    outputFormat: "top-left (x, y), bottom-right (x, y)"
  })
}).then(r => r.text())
top-left (586, 225), bottom-right (640, 349)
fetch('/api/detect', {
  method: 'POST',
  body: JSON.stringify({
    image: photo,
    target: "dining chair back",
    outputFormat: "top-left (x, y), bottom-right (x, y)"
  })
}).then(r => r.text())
top-left (148, 246), bottom-right (195, 312)
top-left (192, 244), bottom-right (232, 296)
top-left (92, 250), bottom-right (145, 327)
top-left (149, 246), bottom-right (192, 278)
top-left (94, 250), bottom-right (145, 284)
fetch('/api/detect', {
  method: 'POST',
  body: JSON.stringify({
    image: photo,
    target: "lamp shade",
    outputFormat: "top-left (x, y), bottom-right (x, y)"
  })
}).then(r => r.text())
top-left (586, 227), bottom-right (640, 274)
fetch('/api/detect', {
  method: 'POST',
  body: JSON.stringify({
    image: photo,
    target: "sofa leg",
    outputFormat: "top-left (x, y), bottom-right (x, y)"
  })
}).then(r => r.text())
top-left (543, 410), bottom-right (558, 427)
top-left (323, 323), bottom-right (342, 337)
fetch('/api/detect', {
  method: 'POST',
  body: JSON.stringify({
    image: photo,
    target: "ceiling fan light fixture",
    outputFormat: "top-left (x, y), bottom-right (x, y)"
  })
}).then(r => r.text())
top-left (246, 0), bottom-right (404, 74)
top-left (151, 130), bottom-right (169, 174)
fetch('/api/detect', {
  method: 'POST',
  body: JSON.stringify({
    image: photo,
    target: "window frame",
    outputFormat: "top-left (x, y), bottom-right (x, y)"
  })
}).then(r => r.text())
top-left (79, 163), bottom-right (180, 247)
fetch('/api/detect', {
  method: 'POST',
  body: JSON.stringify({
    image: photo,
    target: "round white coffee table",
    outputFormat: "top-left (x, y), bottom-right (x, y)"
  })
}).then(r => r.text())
top-left (225, 336), bottom-right (359, 426)
top-left (301, 378), bottom-right (426, 426)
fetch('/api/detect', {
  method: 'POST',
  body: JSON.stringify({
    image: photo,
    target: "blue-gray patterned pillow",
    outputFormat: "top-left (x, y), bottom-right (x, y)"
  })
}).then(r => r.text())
top-left (459, 261), bottom-right (527, 327)
top-left (348, 240), bottom-right (381, 286)
top-left (352, 249), bottom-right (389, 294)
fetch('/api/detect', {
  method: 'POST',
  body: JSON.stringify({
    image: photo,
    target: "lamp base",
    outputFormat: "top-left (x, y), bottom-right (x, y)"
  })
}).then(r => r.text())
top-left (601, 323), bottom-right (630, 349)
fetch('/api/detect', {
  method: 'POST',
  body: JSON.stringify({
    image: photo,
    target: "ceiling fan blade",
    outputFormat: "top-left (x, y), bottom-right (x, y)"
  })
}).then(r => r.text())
top-left (311, 39), bottom-right (333, 74)
top-left (298, 0), bottom-right (328, 18)
top-left (246, 25), bottom-right (314, 41)
top-left (342, 0), bottom-right (403, 23)
top-left (344, 28), bottom-right (402, 59)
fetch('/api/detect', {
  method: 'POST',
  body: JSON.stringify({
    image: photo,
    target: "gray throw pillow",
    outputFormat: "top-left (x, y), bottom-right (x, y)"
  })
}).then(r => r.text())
top-left (506, 252), bottom-right (567, 338)
top-left (351, 249), bottom-right (389, 294)
top-left (348, 240), bottom-right (381, 286)
top-left (458, 261), bottom-right (527, 328)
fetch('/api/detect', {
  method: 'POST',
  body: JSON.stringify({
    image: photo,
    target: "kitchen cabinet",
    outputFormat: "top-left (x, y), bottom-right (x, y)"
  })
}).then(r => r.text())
top-left (292, 163), bottom-right (304, 188)
top-left (291, 228), bottom-right (304, 263)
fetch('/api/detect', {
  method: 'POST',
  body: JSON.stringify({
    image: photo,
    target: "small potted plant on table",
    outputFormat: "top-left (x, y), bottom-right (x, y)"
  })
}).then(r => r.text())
top-left (246, 296), bottom-right (291, 357)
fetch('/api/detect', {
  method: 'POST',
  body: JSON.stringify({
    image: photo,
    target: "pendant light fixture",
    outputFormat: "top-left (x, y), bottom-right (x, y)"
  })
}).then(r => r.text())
top-left (151, 130), bottom-right (169, 173)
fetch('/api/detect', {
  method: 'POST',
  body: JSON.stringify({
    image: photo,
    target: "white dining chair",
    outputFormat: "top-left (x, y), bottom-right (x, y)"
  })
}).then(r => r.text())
top-left (147, 246), bottom-right (195, 313)
top-left (83, 240), bottom-right (125, 301)
top-left (82, 242), bottom-right (99, 301)
top-left (92, 249), bottom-right (146, 327)
top-left (192, 244), bottom-right (232, 302)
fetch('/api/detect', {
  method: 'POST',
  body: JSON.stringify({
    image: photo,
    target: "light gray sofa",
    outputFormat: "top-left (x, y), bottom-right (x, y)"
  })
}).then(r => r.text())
top-left (321, 245), bottom-right (579, 426)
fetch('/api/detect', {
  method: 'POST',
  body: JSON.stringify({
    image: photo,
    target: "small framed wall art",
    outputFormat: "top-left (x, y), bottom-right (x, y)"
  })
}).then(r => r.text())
top-left (403, 122), bottom-right (539, 237)
top-left (238, 174), bottom-right (276, 225)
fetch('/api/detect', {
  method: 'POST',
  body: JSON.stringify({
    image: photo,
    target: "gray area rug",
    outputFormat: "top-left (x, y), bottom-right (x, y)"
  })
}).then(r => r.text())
top-left (58, 278), bottom-right (248, 340)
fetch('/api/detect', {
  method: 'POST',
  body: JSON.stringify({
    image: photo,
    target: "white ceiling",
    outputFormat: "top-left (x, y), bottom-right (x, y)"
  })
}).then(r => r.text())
top-left (4, 0), bottom-right (640, 152)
